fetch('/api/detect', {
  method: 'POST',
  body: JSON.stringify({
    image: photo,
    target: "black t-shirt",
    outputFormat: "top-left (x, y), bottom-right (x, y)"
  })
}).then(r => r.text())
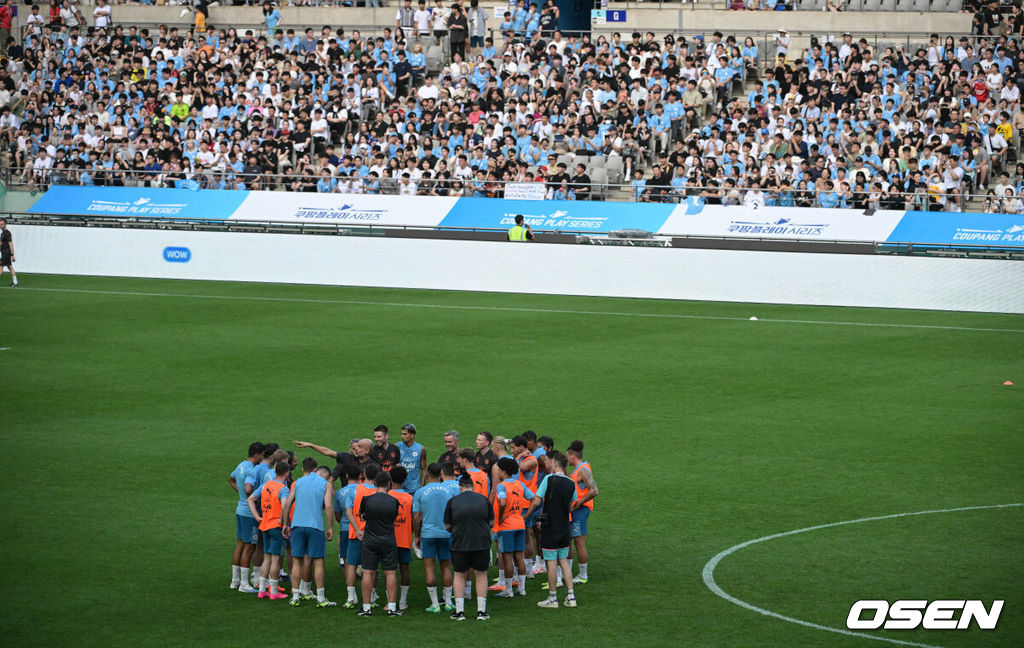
top-left (438, 450), bottom-right (460, 474)
top-left (358, 492), bottom-right (399, 545)
top-left (369, 443), bottom-right (401, 473)
top-left (443, 491), bottom-right (493, 551)
top-left (474, 449), bottom-right (497, 474)
top-left (1, 229), bottom-right (11, 253)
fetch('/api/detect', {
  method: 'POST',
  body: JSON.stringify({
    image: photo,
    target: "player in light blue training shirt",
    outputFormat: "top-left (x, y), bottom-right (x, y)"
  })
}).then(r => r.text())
top-left (333, 464), bottom-right (360, 571)
top-left (229, 442), bottom-right (265, 592)
top-left (412, 462), bottom-right (456, 612)
top-left (281, 460), bottom-right (336, 608)
top-left (398, 423), bottom-right (426, 493)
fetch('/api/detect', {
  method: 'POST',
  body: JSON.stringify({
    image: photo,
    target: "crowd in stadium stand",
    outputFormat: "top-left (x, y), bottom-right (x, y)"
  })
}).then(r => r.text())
top-left (2, 0), bottom-right (1024, 212)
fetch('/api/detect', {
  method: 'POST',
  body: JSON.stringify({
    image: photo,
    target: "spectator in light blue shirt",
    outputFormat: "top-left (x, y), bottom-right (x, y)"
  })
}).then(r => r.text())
top-left (817, 182), bottom-right (840, 208)
top-left (317, 170), bottom-right (337, 193)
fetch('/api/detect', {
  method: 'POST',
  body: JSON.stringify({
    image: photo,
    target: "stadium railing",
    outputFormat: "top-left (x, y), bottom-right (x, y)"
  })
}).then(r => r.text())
top-left (1, 166), bottom-right (1010, 212)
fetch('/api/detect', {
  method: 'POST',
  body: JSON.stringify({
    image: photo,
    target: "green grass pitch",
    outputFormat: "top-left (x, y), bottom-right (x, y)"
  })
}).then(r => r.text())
top-left (2, 273), bottom-right (1022, 647)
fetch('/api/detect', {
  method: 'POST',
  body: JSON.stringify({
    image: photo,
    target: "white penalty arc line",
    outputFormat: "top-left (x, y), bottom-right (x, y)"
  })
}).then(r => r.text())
top-left (702, 502), bottom-right (1024, 648)
top-left (14, 287), bottom-right (1024, 334)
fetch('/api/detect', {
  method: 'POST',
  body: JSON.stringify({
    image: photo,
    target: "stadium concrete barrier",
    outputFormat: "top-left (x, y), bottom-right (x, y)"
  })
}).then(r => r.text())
top-left (14, 224), bottom-right (1024, 313)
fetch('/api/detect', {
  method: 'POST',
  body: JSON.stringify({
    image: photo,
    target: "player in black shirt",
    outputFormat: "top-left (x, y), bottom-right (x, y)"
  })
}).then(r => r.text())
top-left (444, 474), bottom-right (494, 621)
top-left (356, 471), bottom-right (401, 617)
top-left (369, 425), bottom-right (401, 472)
top-left (437, 430), bottom-right (461, 476)
top-left (0, 219), bottom-right (16, 287)
top-left (523, 450), bottom-right (577, 609)
top-left (473, 431), bottom-right (497, 474)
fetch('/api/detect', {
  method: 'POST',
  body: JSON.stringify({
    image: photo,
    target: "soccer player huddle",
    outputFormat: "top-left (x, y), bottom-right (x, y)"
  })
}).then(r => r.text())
top-left (228, 427), bottom-right (598, 620)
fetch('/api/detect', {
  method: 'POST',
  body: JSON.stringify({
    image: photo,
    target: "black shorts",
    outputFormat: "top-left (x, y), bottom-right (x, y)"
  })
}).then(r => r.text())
top-left (0, 251), bottom-right (11, 267)
top-left (451, 548), bottom-right (489, 573)
top-left (361, 541), bottom-right (398, 572)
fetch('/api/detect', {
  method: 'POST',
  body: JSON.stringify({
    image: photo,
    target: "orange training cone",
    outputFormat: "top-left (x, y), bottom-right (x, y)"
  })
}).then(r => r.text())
top-left (1004, 381), bottom-right (1014, 386)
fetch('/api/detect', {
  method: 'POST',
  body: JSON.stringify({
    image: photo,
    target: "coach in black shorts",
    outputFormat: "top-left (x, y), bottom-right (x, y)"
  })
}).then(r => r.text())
top-left (357, 471), bottom-right (401, 616)
top-left (443, 474), bottom-right (494, 621)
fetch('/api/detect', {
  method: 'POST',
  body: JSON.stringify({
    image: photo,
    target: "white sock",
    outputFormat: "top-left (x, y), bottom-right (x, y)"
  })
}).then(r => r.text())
top-left (292, 589), bottom-right (300, 601)
top-left (362, 603), bottom-right (371, 612)
top-left (497, 568), bottom-right (505, 582)
top-left (371, 589), bottom-right (379, 602)
top-left (258, 577), bottom-right (267, 592)
top-left (231, 565), bottom-right (240, 583)
top-left (317, 587), bottom-right (325, 603)
top-left (580, 563), bottom-right (588, 579)
top-left (280, 568), bottom-right (288, 577)
top-left (567, 587), bottom-right (574, 598)
top-left (347, 586), bottom-right (356, 602)
top-left (443, 586), bottom-right (453, 605)
top-left (517, 575), bottom-right (526, 591)
top-left (300, 580), bottom-right (310, 595)
top-left (11, 277), bottom-right (16, 286)
top-left (548, 591), bottom-right (558, 602)
top-left (512, 566), bottom-right (519, 578)
top-left (455, 597), bottom-right (465, 613)
top-left (270, 578), bottom-right (279, 593)
top-left (240, 567), bottom-right (250, 586)
top-left (525, 558), bottom-right (533, 573)
top-left (386, 601), bottom-right (396, 612)
top-left (427, 586), bottom-right (439, 606)
top-left (477, 596), bottom-right (486, 613)
top-left (504, 576), bottom-right (513, 590)
top-left (400, 585), bottom-right (409, 605)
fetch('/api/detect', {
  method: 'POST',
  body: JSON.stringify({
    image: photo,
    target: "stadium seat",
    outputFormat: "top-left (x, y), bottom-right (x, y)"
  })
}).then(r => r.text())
top-left (426, 46), bottom-right (444, 73)
top-left (590, 168), bottom-right (609, 199)
top-left (879, 0), bottom-right (897, 9)
top-left (861, 0), bottom-right (883, 10)
top-left (605, 157), bottom-right (625, 185)
top-left (556, 154), bottom-right (575, 169)
top-left (946, 0), bottom-right (962, 9)
top-left (895, 0), bottom-right (914, 10)
top-left (589, 156), bottom-right (607, 168)
top-left (797, 0), bottom-right (816, 9)
top-left (912, 0), bottom-right (929, 9)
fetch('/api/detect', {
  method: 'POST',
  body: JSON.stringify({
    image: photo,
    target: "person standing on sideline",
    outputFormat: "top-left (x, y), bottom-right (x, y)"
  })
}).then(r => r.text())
top-left (247, 460), bottom-right (292, 599)
top-left (229, 442), bottom-right (264, 592)
top-left (523, 450), bottom-right (577, 608)
top-left (1, 219), bottom-right (17, 286)
top-left (281, 462), bottom-right (337, 608)
top-left (413, 463), bottom-right (456, 613)
top-left (508, 214), bottom-right (533, 241)
top-left (444, 474), bottom-right (494, 620)
top-left (567, 440), bottom-right (598, 585)
top-left (357, 471), bottom-right (402, 617)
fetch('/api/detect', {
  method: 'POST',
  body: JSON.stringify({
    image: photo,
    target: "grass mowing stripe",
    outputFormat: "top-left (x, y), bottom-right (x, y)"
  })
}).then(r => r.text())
top-left (702, 502), bottom-right (1024, 648)
top-left (14, 286), bottom-right (1024, 334)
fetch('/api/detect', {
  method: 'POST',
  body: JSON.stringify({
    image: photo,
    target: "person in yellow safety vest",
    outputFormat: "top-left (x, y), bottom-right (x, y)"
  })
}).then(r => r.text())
top-left (507, 215), bottom-right (534, 241)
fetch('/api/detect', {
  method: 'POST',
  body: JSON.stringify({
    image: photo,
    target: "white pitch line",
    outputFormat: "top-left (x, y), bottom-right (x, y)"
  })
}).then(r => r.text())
top-left (13, 286), bottom-right (1024, 334)
top-left (702, 502), bottom-right (1024, 648)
